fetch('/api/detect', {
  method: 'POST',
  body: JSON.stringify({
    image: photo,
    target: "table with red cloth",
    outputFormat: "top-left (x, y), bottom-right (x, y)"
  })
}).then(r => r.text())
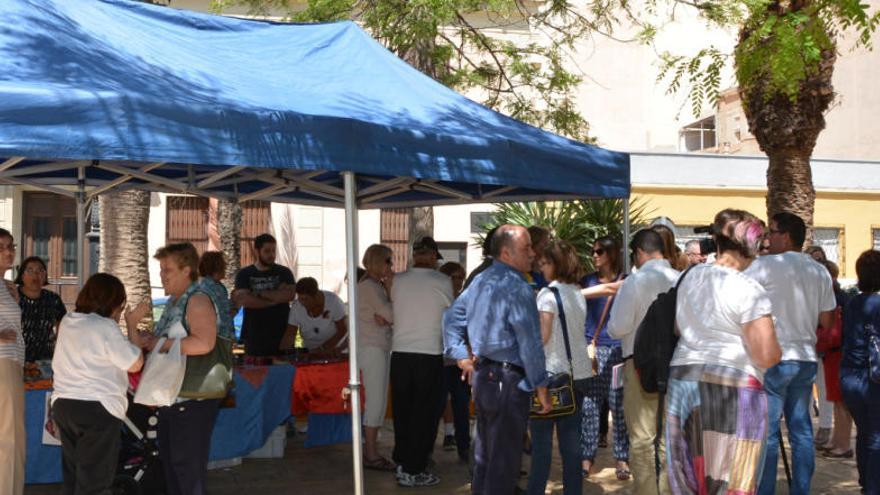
top-left (291, 359), bottom-right (363, 447)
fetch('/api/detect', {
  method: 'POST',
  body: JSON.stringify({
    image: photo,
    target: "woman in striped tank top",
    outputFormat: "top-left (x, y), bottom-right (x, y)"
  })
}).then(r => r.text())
top-left (0, 228), bottom-right (25, 495)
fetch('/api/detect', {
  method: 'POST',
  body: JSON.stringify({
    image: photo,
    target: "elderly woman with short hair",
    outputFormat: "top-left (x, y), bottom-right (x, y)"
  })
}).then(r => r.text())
top-left (355, 244), bottom-right (396, 470)
top-left (667, 209), bottom-right (781, 495)
top-left (143, 242), bottom-right (231, 495)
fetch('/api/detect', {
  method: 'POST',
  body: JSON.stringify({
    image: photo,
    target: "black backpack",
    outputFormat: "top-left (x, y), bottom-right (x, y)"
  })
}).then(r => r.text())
top-left (633, 265), bottom-right (694, 394)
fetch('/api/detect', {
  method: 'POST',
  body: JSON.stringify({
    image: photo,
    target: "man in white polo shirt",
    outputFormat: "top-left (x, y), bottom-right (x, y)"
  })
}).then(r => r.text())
top-left (747, 212), bottom-right (836, 495)
top-left (390, 237), bottom-right (454, 488)
top-left (607, 229), bottom-right (679, 495)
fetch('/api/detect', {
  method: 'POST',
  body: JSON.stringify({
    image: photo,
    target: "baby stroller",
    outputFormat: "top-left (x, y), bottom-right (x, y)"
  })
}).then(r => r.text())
top-left (112, 397), bottom-right (166, 495)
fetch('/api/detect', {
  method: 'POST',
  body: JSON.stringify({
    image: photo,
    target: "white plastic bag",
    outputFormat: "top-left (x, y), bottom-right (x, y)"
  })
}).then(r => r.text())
top-left (134, 336), bottom-right (186, 407)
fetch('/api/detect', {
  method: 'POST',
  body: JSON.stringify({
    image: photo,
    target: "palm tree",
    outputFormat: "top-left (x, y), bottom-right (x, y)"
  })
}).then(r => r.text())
top-left (482, 199), bottom-right (652, 271)
top-left (99, 190), bottom-right (152, 330)
top-left (216, 198), bottom-right (242, 291)
top-left (736, 11), bottom-right (837, 236)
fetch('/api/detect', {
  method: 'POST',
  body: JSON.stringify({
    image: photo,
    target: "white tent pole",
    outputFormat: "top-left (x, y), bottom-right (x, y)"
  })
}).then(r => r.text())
top-left (76, 166), bottom-right (86, 287)
top-left (343, 171), bottom-right (365, 495)
top-left (623, 197), bottom-right (631, 274)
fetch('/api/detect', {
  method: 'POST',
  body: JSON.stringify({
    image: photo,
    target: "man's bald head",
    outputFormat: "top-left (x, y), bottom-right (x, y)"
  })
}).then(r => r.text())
top-left (491, 225), bottom-right (534, 273)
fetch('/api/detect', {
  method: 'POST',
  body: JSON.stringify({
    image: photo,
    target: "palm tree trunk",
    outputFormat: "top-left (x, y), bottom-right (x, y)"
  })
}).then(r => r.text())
top-left (99, 190), bottom-right (152, 331)
top-left (765, 149), bottom-right (816, 239)
top-left (409, 206), bottom-right (434, 245)
top-left (217, 198), bottom-right (242, 292)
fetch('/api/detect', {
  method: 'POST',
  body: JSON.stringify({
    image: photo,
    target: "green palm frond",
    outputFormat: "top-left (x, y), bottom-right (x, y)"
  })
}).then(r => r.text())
top-left (478, 198), bottom-right (653, 271)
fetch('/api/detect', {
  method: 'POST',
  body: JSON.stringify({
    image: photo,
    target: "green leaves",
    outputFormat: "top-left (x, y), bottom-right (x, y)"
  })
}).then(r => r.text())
top-left (657, 47), bottom-right (727, 117)
top-left (478, 198), bottom-right (653, 270)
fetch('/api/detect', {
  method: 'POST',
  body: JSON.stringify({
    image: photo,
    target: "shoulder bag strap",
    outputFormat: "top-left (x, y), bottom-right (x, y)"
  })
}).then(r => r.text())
top-left (592, 273), bottom-right (621, 345)
top-left (550, 287), bottom-right (574, 374)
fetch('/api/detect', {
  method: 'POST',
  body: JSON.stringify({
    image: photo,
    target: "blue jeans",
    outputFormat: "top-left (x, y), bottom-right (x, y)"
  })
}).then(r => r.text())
top-left (527, 383), bottom-right (585, 495)
top-left (758, 361), bottom-right (817, 495)
top-left (841, 368), bottom-right (880, 494)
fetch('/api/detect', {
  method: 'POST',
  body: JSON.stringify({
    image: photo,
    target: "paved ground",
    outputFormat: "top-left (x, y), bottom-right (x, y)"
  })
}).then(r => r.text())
top-left (26, 419), bottom-right (861, 494)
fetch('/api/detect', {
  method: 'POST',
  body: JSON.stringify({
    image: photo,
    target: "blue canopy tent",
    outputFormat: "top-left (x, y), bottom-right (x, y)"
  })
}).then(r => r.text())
top-left (0, 0), bottom-right (630, 490)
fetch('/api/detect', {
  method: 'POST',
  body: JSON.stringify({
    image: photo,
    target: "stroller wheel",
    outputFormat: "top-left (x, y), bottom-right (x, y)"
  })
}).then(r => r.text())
top-left (113, 474), bottom-right (141, 495)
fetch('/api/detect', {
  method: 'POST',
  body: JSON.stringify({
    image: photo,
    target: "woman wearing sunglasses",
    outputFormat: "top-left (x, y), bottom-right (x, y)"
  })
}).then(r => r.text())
top-left (579, 236), bottom-right (630, 480)
top-left (357, 244), bottom-right (397, 471)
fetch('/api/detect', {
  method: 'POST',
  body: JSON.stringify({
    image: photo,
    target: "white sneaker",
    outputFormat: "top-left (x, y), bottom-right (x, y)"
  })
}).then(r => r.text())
top-left (395, 465), bottom-right (405, 480)
top-left (397, 471), bottom-right (440, 487)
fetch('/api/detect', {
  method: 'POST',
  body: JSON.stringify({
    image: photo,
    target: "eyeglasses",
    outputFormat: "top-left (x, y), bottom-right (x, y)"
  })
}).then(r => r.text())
top-left (592, 248), bottom-right (606, 256)
top-left (24, 267), bottom-right (45, 274)
top-left (0, 243), bottom-right (16, 252)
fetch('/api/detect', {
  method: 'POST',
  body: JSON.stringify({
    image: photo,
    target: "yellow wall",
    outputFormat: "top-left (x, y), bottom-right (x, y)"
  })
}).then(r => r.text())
top-left (633, 186), bottom-right (880, 278)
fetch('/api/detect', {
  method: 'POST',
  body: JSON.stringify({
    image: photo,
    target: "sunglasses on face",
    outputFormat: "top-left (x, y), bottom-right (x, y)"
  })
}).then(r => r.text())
top-left (592, 248), bottom-right (606, 256)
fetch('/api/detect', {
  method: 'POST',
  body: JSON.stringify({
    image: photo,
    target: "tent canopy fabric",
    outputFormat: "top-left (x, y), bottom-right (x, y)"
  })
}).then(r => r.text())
top-left (0, 0), bottom-right (629, 207)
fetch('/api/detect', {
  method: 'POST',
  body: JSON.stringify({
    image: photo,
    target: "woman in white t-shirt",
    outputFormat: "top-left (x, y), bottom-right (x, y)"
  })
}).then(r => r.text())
top-left (527, 239), bottom-right (592, 495)
top-left (286, 277), bottom-right (347, 353)
top-left (51, 273), bottom-right (146, 495)
top-left (667, 209), bottom-right (781, 495)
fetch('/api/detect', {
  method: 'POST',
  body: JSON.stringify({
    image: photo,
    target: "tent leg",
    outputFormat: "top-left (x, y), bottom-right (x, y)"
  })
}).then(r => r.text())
top-left (623, 198), bottom-right (631, 273)
top-left (76, 167), bottom-right (86, 287)
top-left (343, 172), bottom-right (365, 495)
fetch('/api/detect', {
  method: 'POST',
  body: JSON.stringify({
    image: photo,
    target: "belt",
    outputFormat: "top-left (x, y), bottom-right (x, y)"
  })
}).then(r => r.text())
top-left (475, 357), bottom-right (525, 375)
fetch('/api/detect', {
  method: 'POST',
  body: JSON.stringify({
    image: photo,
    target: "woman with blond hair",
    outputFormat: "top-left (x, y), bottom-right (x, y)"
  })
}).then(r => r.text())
top-left (357, 244), bottom-right (396, 471)
top-left (667, 209), bottom-right (782, 495)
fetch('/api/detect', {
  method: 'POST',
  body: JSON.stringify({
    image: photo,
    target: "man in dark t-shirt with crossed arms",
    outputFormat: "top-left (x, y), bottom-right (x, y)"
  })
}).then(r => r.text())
top-left (233, 233), bottom-right (295, 357)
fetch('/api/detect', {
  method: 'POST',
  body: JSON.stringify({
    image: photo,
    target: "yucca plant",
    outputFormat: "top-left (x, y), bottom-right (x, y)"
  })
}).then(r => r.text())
top-left (479, 198), bottom-right (653, 271)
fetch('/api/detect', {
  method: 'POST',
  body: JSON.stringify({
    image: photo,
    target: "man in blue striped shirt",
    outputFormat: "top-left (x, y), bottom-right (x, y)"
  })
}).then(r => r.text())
top-left (444, 224), bottom-right (551, 495)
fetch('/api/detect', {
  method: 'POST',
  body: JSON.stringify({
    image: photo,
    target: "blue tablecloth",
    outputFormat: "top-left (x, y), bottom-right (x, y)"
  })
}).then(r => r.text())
top-left (305, 413), bottom-right (352, 448)
top-left (210, 364), bottom-right (295, 460)
top-left (25, 389), bottom-right (61, 484)
top-left (25, 364), bottom-right (296, 485)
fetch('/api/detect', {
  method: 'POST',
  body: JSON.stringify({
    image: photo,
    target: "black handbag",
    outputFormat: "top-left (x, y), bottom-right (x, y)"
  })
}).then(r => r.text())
top-left (530, 287), bottom-right (577, 419)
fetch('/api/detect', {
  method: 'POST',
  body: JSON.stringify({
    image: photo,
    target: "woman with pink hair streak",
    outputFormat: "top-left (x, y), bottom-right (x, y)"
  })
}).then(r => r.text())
top-left (666, 209), bottom-right (782, 495)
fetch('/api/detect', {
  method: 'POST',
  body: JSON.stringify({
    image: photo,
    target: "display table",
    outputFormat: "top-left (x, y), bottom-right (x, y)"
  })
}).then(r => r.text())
top-left (291, 360), bottom-right (359, 448)
top-left (25, 364), bottom-right (296, 485)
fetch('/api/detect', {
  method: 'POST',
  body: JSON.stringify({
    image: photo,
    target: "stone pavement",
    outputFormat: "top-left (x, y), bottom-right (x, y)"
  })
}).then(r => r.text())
top-left (25, 418), bottom-right (862, 494)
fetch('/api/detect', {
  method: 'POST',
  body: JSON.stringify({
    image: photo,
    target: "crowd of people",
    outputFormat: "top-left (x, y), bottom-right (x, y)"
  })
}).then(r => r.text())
top-left (0, 204), bottom-right (879, 494)
top-left (442, 209), bottom-right (878, 495)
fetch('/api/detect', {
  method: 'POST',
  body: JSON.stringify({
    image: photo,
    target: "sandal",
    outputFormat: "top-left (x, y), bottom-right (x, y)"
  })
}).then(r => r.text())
top-left (615, 463), bottom-right (631, 481)
top-left (582, 460), bottom-right (593, 479)
top-left (363, 456), bottom-right (397, 471)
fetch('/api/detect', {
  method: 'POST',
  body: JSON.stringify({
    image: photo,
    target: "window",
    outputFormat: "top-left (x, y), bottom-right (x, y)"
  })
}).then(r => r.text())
top-left (873, 229), bottom-right (880, 251)
top-left (470, 212), bottom-right (494, 234)
top-left (23, 192), bottom-right (78, 281)
top-left (61, 218), bottom-right (77, 277)
top-left (437, 242), bottom-right (467, 267)
top-left (166, 196), bottom-right (209, 254)
top-left (679, 116), bottom-right (717, 152)
top-left (812, 228), bottom-right (841, 264)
